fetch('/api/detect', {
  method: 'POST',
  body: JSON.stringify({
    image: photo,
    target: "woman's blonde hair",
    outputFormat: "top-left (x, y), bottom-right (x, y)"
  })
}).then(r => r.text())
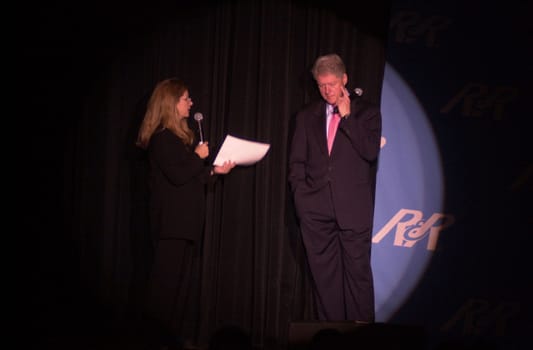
top-left (136, 78), bottom-right (194, 149)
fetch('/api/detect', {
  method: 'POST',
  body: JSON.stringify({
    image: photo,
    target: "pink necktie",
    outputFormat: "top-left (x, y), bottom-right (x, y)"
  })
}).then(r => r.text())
top-left (327, 108), bottom-right (340, 155)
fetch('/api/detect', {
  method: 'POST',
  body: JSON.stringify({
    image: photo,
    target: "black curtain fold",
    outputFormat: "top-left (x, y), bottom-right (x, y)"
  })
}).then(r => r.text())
top-left (35, 0), bottom-right (390, 348)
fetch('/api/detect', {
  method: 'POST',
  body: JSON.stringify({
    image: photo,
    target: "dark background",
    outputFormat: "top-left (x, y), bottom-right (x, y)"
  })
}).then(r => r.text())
top-left (24, 0), bottom-right (531, 349)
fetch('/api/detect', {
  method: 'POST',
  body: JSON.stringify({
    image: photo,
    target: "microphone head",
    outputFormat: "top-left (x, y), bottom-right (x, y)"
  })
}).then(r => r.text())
top-left (194, 112), bottom-right (203, 121)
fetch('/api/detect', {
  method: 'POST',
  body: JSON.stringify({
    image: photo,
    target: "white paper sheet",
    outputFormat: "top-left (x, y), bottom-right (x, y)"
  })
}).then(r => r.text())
top-left (213, 134), bottom-right (270, 166)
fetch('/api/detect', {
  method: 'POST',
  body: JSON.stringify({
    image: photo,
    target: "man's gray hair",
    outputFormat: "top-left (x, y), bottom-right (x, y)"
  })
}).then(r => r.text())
top-left (311, 53), bottom-right (346, 79)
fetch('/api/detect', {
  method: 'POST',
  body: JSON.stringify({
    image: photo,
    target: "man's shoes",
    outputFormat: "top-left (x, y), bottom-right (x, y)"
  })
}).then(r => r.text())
top-left (354, 320), bottom-right (372, 324)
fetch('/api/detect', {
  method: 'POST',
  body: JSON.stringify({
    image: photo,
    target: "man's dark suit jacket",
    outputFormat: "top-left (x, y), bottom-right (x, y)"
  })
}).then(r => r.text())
top-left (288, 97), bottom-right (382, 231)
top-left (148, 128), bottom-right (211, 241)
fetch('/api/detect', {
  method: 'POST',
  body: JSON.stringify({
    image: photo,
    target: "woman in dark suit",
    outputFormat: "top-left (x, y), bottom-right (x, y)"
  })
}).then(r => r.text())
top-left (136, 78), bottom-right (235, 348)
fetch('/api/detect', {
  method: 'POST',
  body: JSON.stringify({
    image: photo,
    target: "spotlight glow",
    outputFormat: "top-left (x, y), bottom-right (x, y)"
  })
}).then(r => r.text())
top-left (372, 63), bottom-right (444, 321)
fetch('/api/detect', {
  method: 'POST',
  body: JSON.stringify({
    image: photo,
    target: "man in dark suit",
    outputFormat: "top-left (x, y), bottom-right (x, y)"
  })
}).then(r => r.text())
top-left (288, 54), bottom-right (382, 322)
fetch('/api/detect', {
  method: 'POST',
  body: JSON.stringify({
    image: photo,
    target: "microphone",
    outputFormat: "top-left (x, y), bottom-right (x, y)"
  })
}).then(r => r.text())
top-left (349, 87), bottom-right (364, 101)
top-left (193, 112), bottom-right (204, 144)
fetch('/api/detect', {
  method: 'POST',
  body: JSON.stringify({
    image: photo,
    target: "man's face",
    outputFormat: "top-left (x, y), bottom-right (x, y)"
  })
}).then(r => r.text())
top-left (316, 73), bottom-right (347, 105)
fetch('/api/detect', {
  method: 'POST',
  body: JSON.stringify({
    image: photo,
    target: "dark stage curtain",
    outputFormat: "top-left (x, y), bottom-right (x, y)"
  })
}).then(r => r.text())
top-left (32, 0), bottom-right (391, 348)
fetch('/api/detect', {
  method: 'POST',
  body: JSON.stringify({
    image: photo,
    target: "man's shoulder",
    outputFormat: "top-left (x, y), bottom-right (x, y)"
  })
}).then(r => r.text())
top-left (299, 100), bottom-right (324, 116)
top-left (353, 97), bottom-right (380, 111)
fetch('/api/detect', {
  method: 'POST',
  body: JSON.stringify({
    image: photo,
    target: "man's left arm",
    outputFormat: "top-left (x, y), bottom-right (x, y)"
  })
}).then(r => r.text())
top-left (339, 101), bottom-right (382, 162)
